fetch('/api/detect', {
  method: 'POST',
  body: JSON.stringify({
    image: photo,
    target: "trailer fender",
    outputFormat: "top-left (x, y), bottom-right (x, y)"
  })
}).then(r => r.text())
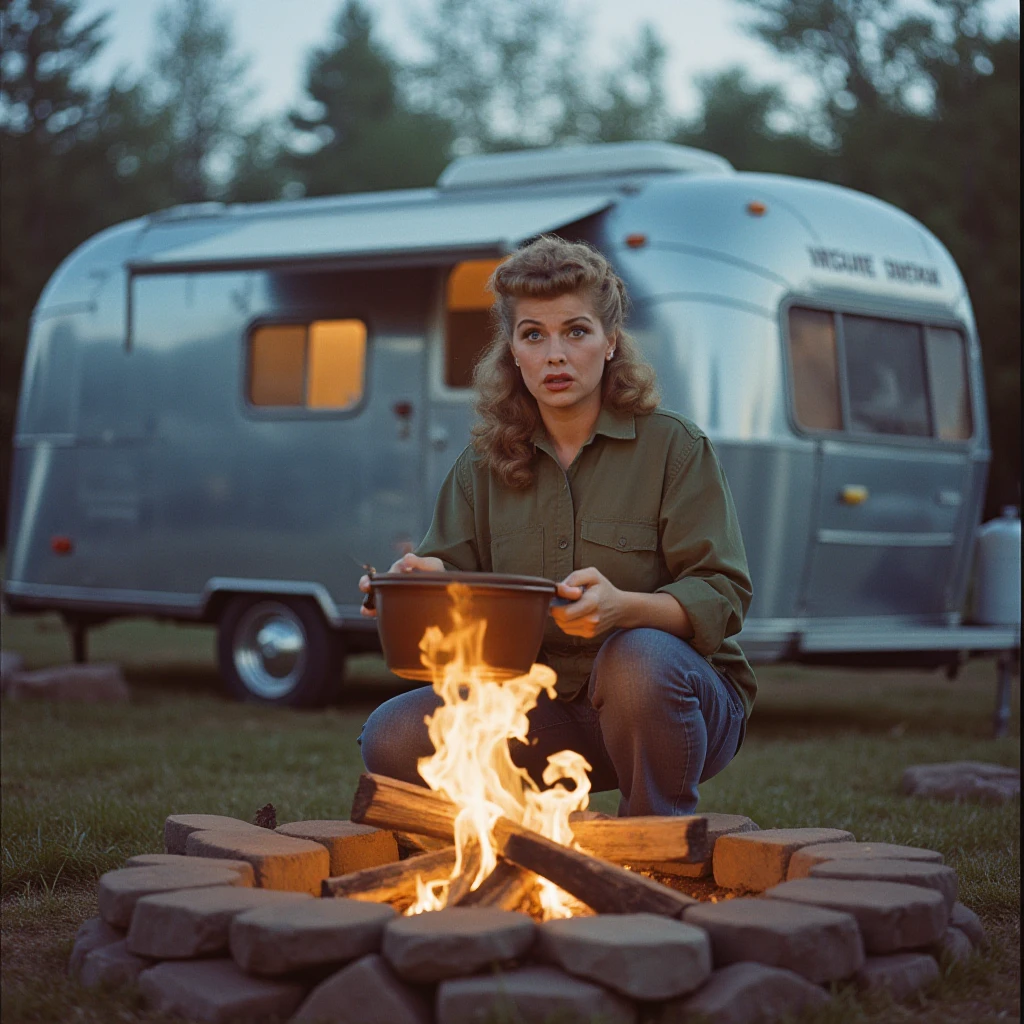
top-left (201, 578), bottom-right (342, 627)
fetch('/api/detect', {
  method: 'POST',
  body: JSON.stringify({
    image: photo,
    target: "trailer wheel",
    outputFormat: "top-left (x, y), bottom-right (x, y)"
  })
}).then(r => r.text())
top-left (217, 596), bottom-right (343, 708)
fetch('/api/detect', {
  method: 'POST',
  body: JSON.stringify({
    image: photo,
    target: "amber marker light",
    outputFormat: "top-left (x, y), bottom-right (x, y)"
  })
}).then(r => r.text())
top-left (51, 535), bottom-right (73, 555)
top-left (624, 233), bottom-right (648, 249)
top-left (746, 200), bottom-right (768, 216)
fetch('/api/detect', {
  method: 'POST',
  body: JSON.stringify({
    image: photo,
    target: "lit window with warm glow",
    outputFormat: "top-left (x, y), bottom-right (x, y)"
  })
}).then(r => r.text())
top-left (248, 319), bottom-right (366, 411)
top-left (445, 259), bottom-right (501, 389)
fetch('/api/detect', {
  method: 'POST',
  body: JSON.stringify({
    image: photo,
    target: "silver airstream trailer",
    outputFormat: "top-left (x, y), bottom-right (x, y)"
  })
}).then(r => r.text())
top-left (5, 142), bottom-right (1019, 722)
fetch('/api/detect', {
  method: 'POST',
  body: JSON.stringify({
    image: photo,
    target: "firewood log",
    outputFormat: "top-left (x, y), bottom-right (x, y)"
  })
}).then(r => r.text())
top-left (455, 860), bottom-right (537, 910)
top-left (322, 846), bottom-right (456, 903)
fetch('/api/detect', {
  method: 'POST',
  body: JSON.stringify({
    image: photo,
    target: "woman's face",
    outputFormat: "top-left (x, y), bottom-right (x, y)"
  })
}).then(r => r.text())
top-left (510, 292), bottom-right (615, 414)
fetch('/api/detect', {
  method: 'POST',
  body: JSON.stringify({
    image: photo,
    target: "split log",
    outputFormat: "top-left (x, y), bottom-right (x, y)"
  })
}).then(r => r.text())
top-left (322, 846), bottom-right (456, 903)
top-left (351, 773), bottom-right (456, 842)
top-left (444, 839), bottom-right (482, 906)
top-left (393, 831), bottom-right (452, 858)
top-left (572, 815), bottom-right (709, 864)
top-left (493, 819), bottom-right (695, 918)
top-left (456, 860), bottom-right (537, 910)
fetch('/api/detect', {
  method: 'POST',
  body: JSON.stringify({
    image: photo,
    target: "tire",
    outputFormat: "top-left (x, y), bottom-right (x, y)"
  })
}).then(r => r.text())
top-left (216, 595), bottom-right (345, 708)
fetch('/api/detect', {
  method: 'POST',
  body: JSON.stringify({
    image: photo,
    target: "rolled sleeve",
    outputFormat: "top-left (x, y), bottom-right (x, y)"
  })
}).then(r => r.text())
top-left (415, 450), bottom-right (482, 572)
top-left (656, 437), bottom-right (752, 657)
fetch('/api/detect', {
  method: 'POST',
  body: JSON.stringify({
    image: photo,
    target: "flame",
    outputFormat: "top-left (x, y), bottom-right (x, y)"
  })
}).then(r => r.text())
top-left (405, 583), bottom-right (591, 918)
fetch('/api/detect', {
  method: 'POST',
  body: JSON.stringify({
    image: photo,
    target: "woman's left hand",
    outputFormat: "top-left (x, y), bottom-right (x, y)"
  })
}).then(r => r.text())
top-left (551, 567), bottom-right (627, 638)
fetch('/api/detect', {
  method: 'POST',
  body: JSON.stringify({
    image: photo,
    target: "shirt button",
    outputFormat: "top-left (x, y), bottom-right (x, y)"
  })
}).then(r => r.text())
top-left (558, 537), bottom-right (569, 550)
top-left (618, 536), bottom-right (627, 548)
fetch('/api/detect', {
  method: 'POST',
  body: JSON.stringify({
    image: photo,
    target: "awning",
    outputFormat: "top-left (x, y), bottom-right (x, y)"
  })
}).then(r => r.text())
top-left (129, 192), bottom-right (617, 272)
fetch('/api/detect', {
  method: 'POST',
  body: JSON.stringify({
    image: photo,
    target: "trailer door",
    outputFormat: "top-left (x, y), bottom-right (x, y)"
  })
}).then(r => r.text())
top-left (788, 308), bottom-right (975, 619)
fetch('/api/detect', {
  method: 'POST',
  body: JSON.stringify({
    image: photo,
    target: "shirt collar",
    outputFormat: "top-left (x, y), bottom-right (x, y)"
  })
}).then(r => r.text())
top-left (531, 405), bottom-right (636, 450)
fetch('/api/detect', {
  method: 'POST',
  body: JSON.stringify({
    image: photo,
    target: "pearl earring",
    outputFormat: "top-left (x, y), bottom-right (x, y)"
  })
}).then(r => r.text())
top-left (514, 358), bottom-right (519, 367)
top-left (606, 350), bottom-right (615, 361)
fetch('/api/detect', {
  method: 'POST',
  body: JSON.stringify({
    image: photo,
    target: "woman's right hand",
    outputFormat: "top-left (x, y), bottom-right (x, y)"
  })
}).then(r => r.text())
top-left (359, 553), bottom-right (446, 617)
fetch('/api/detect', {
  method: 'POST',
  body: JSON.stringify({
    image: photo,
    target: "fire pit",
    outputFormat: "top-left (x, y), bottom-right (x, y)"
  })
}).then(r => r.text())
top-left (70, 589), bottom-right (987, 1022)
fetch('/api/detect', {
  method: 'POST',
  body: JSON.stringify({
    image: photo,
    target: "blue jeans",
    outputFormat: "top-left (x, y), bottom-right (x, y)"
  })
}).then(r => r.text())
top-left (358, 628), bottom-right (746, 816)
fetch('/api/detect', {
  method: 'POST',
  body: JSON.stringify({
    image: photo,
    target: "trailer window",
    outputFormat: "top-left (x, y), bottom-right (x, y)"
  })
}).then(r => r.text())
top-left (249, 319), bottom-right (366, 410)
top-left (925, 326), bottom-right (972, 439)
top-left (787, 307), bottom-right (842, 430)
top-left (843, 315), bottom-right (930, 436)
top-left (445, 259), bottom-right (501, 388)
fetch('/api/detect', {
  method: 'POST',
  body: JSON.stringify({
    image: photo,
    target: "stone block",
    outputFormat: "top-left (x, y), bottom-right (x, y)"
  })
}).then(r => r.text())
top-left (854, 952), bottom-right (939, 1000)
top-left (164, 813), bottom-right (263, 854)
top-left (276, 819), bottom-right (399, 875)
top-left (808, 858), bottom-right (957, 914)
top-left (292, 953), bottom-right (432, 1024)
top-left (127, 884), bottom-right (312, 959)
top-left (4, 662), bottom-right (129, 702)
top-left (767, 877), bottom-right (947, 953)
top-left (231, 897), bottom-right (395, 976)
top-left (950, 901), bottom-right (987, 948)
top-left (931, 925), bottom-right (974, 965)
top-left (437, 965), bottom-right (637, 1024)
top-left (79, 939), bottom-right (153, 989)
top-left (98, 863), bottom-right (251, 929)
top-left (644, 812), bottom-right (759, 878)
top-left (185, 827), bottom-right (329, 894)
top-left (68, 916), bottom-right (124, 978)
top-left (138, 959), bottom-right (307, 1023)
top-left (902, 761), bottom-right (1020, 804)
top-left (656, 961), bottom-right (830, 1024)
top-left (713, 828), bottom-right (854, 891)
top-left (787, 841), bottom-right (943, 879)
top-left (537, 912), bottom-right (711, 1000)
top-left (383, 907), bottom-right (536, 983)
top-left (683, 895), bottom-right (864, 983)
top-left (125, 852), bottom-right (255, 884)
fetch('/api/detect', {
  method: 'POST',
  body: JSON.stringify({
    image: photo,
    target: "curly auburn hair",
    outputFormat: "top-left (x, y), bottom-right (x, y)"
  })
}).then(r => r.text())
top-left (470, 235), bottom-right (659, 489)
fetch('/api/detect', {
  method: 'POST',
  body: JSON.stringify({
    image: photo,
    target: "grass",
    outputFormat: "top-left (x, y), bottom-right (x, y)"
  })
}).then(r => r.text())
top-left (1, 610), bottom-right (1020, 1023)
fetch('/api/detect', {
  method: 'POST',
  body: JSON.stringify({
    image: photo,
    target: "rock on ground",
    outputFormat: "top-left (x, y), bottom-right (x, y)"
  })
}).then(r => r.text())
top-left (275, 820), bottom-right (399, 875)
top-left (656, 961), bottom-right (830, 1024)
top-left (0, 650), bottom-right (25, 689)
top-left (787, 841), bottom-right (943, 879)
top-left (127, 884), bottom-right (312, 959)
top-left (644, 812), bottom-right (759, 878)
top-left (231, 897), bottom-right (396, 976)
top-left (437, 965), bottom-right (637, 1024)
top-left (138, 959), bottom-right (307, 1024)
top-left (292, 953), bottom-right (432, 1024)
top-left (79, 939), bottom-right (153, 989)
top-left (4, 663), bottom-right (130, 702)
top-left (68, 917), bottom-right (125, 978)
top-left (950, 901), bottom-right (987, 948)
top-left (125, 852), bottom-right (255, 884)
top-left (854, 952), bottom-right (940, 1000)
top-left (767, 877), bottom-right (948, 954)
top-left (537, 912), bottom-right (711, 1000)
top-left (808, 858), bottom-right (958, 914)
top-left (383, 907), bottom-right (536, 983)
top-left (185, 827), bottom-right (329, 894)
top-left (163, 814), bottom-right (263, 855)
top-left (683, 895), bottom-right (864, 984)
top-left (714, 828), bottom-right (855, 891)
top-left (930, 925), bottom-right (975, 965)
top-left (98, 863), bottom-right (251, 929)
top-left (902, 761), bottom-right (1021, 804)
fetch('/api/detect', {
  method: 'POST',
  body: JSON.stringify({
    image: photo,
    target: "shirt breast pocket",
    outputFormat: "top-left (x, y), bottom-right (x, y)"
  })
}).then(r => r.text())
top-left (580, 519), bottom-right (660, 593)
top-left (490, 525), bottom-right (545, 578)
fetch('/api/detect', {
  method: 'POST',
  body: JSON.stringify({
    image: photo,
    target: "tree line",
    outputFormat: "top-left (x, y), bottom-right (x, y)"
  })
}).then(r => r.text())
top-left (1, 0), bottom-right (1019, 529)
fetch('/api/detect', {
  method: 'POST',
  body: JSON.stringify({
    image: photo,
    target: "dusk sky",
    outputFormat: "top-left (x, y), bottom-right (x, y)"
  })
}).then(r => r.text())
top-left (78, 0), bottom-right (1021, 126)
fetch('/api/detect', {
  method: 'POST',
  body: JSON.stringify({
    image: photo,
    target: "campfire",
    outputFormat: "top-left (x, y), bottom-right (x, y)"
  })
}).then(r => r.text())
top-left (332, 583), bottom-right (709, 919)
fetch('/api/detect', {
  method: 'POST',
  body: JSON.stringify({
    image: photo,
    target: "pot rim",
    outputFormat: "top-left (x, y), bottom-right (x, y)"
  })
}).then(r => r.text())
top-left (369, 570), bottom-right (557, 594)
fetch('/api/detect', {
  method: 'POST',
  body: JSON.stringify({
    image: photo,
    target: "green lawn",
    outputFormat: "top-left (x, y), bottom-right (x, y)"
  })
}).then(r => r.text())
top-left (1, 610), bottom-right (1019, 1023)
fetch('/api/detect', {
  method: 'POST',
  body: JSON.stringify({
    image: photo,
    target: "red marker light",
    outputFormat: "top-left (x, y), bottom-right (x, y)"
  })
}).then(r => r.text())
top-left (746, 201), bottom-right (767, 216)
top-left (625, 233), bottom-right (648, 249)
top-left (51, 535), bottom-right (73, 555)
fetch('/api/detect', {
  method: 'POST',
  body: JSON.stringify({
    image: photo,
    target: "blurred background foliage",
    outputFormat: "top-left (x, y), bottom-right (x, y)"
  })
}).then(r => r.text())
top-left (0, 0), bottom-right (1019, 533)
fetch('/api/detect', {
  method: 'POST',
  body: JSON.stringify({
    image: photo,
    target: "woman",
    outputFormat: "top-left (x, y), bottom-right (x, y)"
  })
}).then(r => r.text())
top-left (359, 235), bottom-right (755, 816)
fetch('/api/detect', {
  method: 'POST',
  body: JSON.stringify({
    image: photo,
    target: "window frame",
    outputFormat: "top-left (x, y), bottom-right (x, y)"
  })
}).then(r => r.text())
top-left (242, 311), bottom-right (373, 420)
top-left (779, 295), bottom-right (975, 447)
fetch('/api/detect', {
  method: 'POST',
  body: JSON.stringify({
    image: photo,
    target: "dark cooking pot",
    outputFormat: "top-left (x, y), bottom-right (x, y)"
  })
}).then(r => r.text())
top-left (369, 571), bottom-right (559, 681)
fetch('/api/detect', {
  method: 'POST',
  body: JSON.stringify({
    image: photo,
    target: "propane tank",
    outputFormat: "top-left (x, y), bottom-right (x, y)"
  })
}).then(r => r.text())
top-left (973, 507), bottom-right (1022, 625)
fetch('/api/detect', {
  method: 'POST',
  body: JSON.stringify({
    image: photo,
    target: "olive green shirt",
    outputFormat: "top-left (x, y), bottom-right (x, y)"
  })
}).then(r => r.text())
top-left (416, 406), bottom-right (757, 717)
